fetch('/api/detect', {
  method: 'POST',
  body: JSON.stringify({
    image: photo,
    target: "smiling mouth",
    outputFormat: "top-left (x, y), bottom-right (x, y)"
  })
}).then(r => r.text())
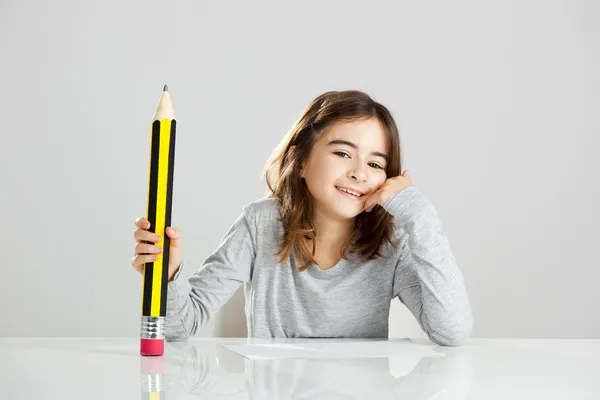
top-left (335, 186), bottom-right (364, 198)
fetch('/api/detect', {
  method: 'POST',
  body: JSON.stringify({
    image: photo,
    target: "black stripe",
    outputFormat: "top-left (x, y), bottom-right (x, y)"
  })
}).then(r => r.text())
top-left (143, 120), bottom-right (161, 315)
top-left (160, 120), bottom-right (176, 316)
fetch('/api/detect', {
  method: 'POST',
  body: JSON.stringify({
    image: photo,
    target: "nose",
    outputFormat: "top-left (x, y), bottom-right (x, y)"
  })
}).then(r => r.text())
top-left (349, 164), bottom-right (367, 183)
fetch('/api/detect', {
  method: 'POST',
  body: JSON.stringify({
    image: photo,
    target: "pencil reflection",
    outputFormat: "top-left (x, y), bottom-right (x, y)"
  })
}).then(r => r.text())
top-left (139, 340), bottom-right (474, 399)
top-left (139, 355), bottom-right (166, 399)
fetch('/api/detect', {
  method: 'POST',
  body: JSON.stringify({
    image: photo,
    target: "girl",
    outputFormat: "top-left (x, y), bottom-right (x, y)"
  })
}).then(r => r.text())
top-left (132, 90), bottom-right (474, 346)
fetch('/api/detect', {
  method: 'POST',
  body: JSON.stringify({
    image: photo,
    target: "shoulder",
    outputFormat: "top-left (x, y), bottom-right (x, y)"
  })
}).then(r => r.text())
top-left (238, 197), bottom-right (285, 247)
top-left (241, 197), bottom-right (283, 225)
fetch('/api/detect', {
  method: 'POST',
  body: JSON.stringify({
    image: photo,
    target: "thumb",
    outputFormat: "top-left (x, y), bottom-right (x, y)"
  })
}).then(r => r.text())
top-left (166, 227), bottom-right (182, 247)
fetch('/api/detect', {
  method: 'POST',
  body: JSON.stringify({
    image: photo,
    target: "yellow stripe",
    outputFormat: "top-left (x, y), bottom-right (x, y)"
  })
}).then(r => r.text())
top-left (151, 118), bottom-right (171, 316)
top-left (149, 392), bottom-right (161, 400)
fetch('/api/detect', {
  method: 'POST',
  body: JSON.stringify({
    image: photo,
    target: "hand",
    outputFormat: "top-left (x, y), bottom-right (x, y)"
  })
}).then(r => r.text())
top-left (363, 170), bottom-right (413, 212)
top-left (131, 217), bottom-right (183, 282)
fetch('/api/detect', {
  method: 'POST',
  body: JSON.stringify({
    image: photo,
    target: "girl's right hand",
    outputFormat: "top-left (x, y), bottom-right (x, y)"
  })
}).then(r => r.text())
top-left (131, 217), bottom-right (183, 282)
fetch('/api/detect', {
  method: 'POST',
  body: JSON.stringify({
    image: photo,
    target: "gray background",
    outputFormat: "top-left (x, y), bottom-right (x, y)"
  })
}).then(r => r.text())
top-left (1, 0), bottom-right (598, 339)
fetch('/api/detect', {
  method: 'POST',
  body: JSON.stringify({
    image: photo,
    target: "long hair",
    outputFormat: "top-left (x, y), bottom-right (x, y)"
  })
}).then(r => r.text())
top-left (263, 90), bottom-right (402, 271)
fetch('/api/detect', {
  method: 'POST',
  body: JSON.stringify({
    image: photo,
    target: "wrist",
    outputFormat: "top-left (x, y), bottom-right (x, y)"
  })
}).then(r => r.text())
top-left (379, 188), bottom-right (395, 206)
top-left (168, 263), bottom-right (182, 282)
top-left (167, 261), bottom-right (183, 283)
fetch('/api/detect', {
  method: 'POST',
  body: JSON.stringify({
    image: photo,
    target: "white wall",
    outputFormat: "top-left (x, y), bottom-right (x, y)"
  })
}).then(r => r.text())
top-left (1, 0), bottom-right (598, 338)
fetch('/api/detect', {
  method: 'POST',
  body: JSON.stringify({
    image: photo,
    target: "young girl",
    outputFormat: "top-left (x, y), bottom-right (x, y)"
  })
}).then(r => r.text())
top-left (132, 90), bottom-right (474, 346)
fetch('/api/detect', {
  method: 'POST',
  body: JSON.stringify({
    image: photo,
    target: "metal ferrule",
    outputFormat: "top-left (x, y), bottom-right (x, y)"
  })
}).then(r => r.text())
top-left (141, 316), bottom-right (165, 339)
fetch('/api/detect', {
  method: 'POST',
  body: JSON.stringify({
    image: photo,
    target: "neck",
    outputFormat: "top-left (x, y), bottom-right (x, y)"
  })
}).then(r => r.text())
top-left (310, 205), bottom-right (355, 252)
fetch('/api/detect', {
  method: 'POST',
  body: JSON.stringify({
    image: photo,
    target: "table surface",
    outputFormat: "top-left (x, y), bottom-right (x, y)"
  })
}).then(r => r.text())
top-left (2, 337), bottom-right (599, 399)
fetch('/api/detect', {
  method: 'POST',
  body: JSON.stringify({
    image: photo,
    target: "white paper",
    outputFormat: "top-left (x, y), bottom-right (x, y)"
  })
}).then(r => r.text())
top-left (222, 340), bottom-right (443, 360)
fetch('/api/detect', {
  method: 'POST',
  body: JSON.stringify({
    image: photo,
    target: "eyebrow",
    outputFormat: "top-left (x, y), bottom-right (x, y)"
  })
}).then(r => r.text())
top-left (327, 139), bottom-right (389, 163)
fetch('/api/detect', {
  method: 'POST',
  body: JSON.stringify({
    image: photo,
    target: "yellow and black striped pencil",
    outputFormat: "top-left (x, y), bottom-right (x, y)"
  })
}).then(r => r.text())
top-left (140, 85), bottom-right (177, 356)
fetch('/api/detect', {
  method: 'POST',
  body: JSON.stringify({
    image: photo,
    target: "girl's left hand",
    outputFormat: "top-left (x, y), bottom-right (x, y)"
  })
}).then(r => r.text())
top-left (363, 170), bottom-right (413, 212)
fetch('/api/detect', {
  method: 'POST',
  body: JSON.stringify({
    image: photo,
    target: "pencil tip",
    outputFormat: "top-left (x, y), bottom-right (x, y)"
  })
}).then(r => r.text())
top-left (163, 85), bottom-right (168, 91)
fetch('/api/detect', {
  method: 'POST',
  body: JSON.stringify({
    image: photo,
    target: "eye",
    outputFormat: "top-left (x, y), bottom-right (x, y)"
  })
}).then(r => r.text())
top-left (334, 151), bottom-right (350, 158)
top-left (369, 162), bottom-right (383, 170)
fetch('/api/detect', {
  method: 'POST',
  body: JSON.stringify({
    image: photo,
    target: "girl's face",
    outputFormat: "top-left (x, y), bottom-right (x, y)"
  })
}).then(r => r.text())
top-left (300, 117), bottom-right (389, 221)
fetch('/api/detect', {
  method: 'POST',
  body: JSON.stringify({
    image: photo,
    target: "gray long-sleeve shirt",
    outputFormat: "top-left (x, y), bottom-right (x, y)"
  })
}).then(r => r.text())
top-left (164, 186), bottom-right (474, 346)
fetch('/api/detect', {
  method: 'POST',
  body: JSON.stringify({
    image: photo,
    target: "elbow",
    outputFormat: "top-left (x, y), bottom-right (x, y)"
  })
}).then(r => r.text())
top-left (163, 306), bottom-right (197, 342)
top-left (165, 334), bottom-right (189, 343)
top-left (429, 330), bottom-right (471, 347)
top-left (164, 320), bottom-right (192, 342)
top-left (428, 314), bottom-right (474, 347)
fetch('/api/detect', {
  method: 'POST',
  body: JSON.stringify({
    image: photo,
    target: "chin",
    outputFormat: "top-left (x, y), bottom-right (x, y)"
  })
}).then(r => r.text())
top-left (311, 190), bottom-right (366, 220)
top-left (328, 202), bottom-right (364, 220)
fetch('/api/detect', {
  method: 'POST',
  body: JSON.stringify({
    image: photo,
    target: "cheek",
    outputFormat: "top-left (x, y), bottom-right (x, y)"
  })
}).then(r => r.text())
top-left (312, 168), bottom-right (338, 192)
top-left (303, 161), bottom-right (323, 186)
top-left (309, 157), bottom-right (338, 182)
top-left (371, 171), bottom-right (387, 188)
top-left (304, 159), bottom-right (340, 196)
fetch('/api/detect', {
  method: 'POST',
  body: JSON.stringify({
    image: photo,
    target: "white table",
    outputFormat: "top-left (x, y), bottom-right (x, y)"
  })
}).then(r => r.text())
top-left (2, 338), bottom-right (599, 399)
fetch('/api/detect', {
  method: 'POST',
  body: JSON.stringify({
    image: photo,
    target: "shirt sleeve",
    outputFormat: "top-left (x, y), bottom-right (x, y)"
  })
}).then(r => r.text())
top-left (164, 206), bottom-right (256, 341)
top-left (383, 185), bottom-right (474, 346)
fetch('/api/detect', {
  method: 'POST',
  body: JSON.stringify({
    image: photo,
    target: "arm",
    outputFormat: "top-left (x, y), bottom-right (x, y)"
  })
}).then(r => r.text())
top-left (383, 186), bottom-right (474, 346)
top-left (164, 206), bottom-right (256, 341)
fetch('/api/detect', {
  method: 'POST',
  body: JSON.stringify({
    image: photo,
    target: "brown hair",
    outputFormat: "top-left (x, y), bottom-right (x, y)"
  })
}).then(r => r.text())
top-left (263, 90), bottom-right (402, 271)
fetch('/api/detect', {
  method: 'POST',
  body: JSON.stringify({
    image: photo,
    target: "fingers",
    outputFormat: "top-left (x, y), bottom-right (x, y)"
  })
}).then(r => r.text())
top-left (131, 236), bottom-right (163, 275)
top-left (132, 216), bottom-right (161, 275)
top-left (131, 254), bottom-right (158, 274)
top-left (363, 195), bottom-right (377, 213)
top-left (134, 228), bottom-right (161, 244)
top-left (134, 216), bottom-right (161, 244)
top-left (365, 197), bottom-right (379, 212)
top-left (132, 217), bottom-right (181, 276)
top-left (134, 218), bottom-right (180, 242)
top-left (135, 217), bottom-right (150, 230)
top-left (135, 242), bottom-right (163, 256)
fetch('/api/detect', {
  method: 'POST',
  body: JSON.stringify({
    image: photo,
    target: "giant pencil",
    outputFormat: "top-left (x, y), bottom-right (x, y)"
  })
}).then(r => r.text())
top-left (140, 85), bottom-right (177, 356)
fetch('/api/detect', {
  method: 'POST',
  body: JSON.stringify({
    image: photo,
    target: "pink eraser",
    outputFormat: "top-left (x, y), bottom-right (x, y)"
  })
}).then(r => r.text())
top-left (140, 338), bottom-right (164, 356)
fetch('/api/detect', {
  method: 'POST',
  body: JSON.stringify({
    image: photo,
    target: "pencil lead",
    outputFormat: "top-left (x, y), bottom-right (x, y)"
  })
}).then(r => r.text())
top-left (163, 85), bottom-right (168, 91)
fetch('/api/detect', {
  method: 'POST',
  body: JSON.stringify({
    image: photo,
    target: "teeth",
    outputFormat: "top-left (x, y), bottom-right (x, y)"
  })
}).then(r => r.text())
top-left (337, 187), bottom-right (361, 197)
